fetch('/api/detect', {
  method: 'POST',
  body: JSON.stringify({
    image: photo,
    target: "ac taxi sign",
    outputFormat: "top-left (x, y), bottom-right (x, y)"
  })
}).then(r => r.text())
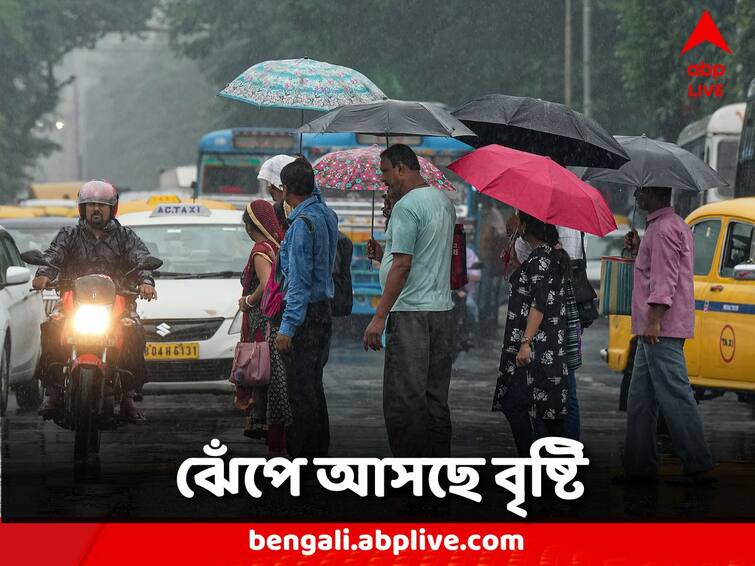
top-left (151, 204), bottom-right (212, 217)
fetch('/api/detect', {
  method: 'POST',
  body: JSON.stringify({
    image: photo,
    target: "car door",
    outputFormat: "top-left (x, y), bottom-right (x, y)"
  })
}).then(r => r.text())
top-left (698, 217), bottom-right (755, 388)
top-left (0, 237), bottom-right (23, 376)
top-left (685, 218), bottom-right (723, 379)
top-left (0, 235), bottom-right (40, 380)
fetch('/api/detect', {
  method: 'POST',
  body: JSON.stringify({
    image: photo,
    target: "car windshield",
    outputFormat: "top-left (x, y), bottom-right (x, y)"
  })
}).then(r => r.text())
top-left (128, 223), bottom-right (249, 277)
top-left (5, 225), bottom-right (68, 253)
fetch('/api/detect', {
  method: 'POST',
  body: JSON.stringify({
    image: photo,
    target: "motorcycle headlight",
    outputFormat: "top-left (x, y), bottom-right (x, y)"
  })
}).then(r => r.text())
top-left (228, 310), bottom-right (243, 335)
top-left (72, 304), bottom-right (111, 335)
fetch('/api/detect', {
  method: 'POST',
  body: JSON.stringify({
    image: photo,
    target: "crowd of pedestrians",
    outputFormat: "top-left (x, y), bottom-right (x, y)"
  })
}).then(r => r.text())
top-left (232, 145), bottom-right (715, 483)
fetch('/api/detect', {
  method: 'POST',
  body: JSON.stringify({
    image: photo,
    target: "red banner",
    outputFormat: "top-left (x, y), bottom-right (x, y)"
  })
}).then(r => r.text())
top-left (2, 522), bottom-right (754, 565)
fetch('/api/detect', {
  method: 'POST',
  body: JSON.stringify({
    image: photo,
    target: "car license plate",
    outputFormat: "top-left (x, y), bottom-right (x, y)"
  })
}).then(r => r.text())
top-left (144, 342), bottom-right (199, 360)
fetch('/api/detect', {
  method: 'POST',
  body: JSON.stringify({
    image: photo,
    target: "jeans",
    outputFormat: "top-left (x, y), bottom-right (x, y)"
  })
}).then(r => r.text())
top-left (383, 310), bottom-right (454, 457)
top-left (624, 339), bottom-right (713, 477)
top-left (283, 302), bottom-right (332, 458)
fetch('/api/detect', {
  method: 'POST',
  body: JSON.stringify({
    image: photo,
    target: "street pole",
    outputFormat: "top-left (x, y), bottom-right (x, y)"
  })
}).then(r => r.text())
top-left (583, 0), bottom-right (592, 118)
top-left (565, 0), bottom-right (572, 107)
top-left (73, 75), bottom-right (82, 180)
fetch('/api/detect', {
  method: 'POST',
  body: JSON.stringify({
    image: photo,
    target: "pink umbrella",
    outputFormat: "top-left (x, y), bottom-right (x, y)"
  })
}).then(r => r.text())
top-left (313, 145), bottom-right (455, 192)
top-left (448, 144), bottom-right (617, 236)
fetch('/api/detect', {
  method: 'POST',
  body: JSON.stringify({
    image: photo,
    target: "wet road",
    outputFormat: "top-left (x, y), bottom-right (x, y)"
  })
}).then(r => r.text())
top-left (2, 317), bottom-right (755, 521)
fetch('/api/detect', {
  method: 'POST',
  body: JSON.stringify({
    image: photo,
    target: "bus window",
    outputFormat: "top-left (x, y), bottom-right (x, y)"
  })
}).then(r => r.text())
top-left (683, 136), bottom-right (706, 161)
top-left (716, 139), bottom-right (739, 195)
top-left (200, 155), bottom-right (262, 196)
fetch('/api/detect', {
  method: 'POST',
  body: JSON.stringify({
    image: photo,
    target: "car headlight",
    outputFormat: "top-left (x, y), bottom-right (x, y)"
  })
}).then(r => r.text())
top-left (228, 310), bottom-right (243, 335)
top-left (72, 304), bottom-right (111, 335)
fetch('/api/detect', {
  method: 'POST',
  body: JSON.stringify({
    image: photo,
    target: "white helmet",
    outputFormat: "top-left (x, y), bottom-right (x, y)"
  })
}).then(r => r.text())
top-left (78, 179), bottom-right (119, 218)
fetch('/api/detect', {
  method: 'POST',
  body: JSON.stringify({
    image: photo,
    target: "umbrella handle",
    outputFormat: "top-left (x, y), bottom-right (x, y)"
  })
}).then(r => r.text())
top-left (630, 201), bottom-right (637, 232)
top-left (299, 109), bottom-right (304, 153)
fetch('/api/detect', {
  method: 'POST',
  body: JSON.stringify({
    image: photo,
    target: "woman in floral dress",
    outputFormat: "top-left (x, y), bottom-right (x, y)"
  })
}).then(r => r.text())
top-left (493, 212), bottom-right (571, 456)
top-left (235, 200), bottom-right (292, 455)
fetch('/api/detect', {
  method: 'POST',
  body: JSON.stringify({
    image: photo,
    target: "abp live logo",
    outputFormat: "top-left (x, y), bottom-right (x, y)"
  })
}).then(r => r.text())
top-left (682, 10), bottom-right (732, 98)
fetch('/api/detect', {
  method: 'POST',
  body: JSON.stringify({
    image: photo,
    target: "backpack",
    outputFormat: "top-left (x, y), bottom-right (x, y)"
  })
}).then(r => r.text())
top-left (331, 232), bottom-right (354, 317)
top-left (298, 215), bottom-right (354, 318)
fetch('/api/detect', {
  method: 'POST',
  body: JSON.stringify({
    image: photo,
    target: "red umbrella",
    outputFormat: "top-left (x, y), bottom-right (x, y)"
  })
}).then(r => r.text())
top-left (447, 144), bottom-right (617, 237)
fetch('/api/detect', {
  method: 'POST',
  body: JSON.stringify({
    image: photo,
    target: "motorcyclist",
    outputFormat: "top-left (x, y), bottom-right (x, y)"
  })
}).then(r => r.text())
top-left (33, 179), bottom-right (158, 423)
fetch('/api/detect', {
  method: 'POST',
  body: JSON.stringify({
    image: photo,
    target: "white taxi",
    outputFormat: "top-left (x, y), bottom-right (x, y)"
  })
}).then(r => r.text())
top-left (118, 203), bottom-right (248, 392)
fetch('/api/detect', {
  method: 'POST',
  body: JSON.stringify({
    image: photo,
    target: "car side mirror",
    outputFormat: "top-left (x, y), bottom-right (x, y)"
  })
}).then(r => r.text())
top-left (734, 263), bottom-right (755, 280)
top-left (6, 266), bottom-right (30, 286)
top-left (20, 249), bottom-right (48, 266)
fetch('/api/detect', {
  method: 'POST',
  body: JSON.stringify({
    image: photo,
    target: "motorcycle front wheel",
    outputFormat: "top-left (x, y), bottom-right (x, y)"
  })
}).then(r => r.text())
top-left (73, 367), bottom-right (101, 462)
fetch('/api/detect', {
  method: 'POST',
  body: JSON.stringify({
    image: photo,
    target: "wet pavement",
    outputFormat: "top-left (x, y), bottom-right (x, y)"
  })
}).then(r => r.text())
top-left (2, 317), bottom-right (755, 521)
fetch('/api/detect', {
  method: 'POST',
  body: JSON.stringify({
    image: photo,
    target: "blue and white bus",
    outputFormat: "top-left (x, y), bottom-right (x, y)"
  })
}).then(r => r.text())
top-left (195, 127), bottom-right (300, 207)
top-left (194, 127), bottom-right (479, 315)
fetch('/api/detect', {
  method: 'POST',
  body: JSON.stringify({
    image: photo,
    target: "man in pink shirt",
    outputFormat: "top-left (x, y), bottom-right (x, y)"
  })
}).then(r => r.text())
top-left (623, 186), bottom-right (713, 482)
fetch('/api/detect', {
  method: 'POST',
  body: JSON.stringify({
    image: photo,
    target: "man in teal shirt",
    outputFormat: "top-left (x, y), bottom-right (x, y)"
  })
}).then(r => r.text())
top-left (364, 144), bottom-right (456, 456)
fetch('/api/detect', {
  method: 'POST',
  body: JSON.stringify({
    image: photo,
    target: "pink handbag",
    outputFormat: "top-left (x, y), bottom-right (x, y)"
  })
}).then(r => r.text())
top-left (230, 326), bottom-right (271, 387)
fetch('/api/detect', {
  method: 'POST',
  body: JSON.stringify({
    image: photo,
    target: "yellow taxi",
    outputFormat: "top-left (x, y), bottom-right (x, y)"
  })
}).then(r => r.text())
top-left (604, 198), bottom-right (755, 408)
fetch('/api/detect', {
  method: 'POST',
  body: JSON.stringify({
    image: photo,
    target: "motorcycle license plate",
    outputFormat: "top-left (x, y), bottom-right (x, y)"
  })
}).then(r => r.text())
top-left (144, 342), bottom-right (199, 360)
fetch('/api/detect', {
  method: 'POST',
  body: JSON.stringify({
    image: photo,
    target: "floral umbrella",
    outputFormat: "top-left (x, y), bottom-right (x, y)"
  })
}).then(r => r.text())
top-left (219, 57), bottom-right (385, 112)
top-left (314, 145), bottom-right (456, 192)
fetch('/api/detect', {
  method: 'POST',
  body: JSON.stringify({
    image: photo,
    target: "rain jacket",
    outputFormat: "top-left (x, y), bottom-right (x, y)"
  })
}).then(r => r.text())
top-left (36, 218), bottom-right (156, 287)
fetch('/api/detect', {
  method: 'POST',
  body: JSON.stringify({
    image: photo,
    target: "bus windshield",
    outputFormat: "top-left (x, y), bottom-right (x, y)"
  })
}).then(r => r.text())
top-left (199, 154), bottom-right (264, 196)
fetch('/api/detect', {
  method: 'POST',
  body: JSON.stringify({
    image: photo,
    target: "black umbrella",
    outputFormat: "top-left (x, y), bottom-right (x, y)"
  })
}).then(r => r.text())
top-left (298, 98), bottom-right (476, 139)
top-left (299, 99), bottom-right (475, 240)
top-left (577, 135), bottom-right (728, 192)
top-left (452, 94), bottom-right (629, 168)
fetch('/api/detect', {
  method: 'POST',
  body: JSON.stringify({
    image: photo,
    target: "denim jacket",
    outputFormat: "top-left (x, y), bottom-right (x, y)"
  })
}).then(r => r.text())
top-left (279, 195), bottom-right (338, 337)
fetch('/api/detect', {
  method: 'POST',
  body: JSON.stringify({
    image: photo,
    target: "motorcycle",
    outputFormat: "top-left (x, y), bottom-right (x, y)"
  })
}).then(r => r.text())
top-left (21, 250), bottom-right (162, 462)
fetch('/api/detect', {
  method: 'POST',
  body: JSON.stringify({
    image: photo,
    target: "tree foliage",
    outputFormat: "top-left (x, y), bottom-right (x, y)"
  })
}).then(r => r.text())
top-left (162, 0), bottom-right (569, 125)
top-left (0, 0), bottom-right (155, 200)
top-left (162, 0), bottom-right (755, 145)
top-left (615, 0), bottom-right (754, 141)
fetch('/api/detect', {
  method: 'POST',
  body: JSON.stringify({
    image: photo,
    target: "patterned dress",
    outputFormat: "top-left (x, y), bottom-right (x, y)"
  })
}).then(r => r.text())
top-left (492, 245), bottom-right (568, 420)
top-left (237, 243), bottom-right (293, 429)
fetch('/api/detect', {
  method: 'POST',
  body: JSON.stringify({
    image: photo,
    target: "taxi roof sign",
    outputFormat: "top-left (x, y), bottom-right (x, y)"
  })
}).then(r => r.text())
top-left (147, 194), bottom-right (182, 205)
top-left (150, 203), bottom-right (212, 217)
